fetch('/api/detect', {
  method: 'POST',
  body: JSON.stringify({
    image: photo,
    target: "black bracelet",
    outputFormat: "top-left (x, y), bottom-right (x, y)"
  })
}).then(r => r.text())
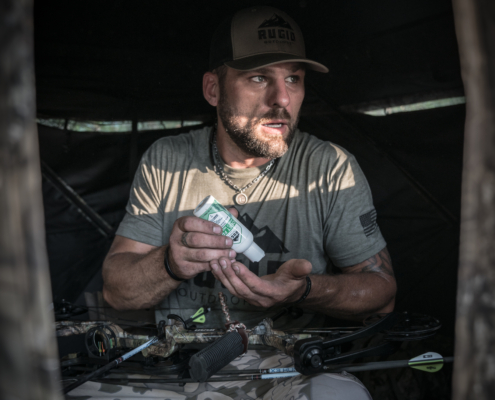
top-left (293, 276), bottom-right (312, 305)
top-left (164, 246), bottom-right (185, 282)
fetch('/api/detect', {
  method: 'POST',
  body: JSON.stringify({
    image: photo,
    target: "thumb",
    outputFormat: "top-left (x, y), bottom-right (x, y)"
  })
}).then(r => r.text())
top-left (278, 259), bottom-right (312, 280)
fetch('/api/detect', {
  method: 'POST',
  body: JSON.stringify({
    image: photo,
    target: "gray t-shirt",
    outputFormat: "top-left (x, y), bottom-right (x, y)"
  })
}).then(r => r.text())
top-left (116, 126), bottom-right (386, 329)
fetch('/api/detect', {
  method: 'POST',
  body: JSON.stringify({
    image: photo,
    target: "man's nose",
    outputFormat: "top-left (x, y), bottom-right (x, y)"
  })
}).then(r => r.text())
top-left (267, 79), bottom-right (290, 109)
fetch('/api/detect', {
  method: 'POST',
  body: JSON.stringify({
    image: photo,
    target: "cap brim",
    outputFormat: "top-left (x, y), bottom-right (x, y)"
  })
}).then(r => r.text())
top-left (225, 53), bottom-right (328, 73)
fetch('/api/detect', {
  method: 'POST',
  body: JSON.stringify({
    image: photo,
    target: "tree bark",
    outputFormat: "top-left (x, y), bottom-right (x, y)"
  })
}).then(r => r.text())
top-left (452, 0), bottom-right (495, 398)
top-left (0, 1), bottom-right (62, 399)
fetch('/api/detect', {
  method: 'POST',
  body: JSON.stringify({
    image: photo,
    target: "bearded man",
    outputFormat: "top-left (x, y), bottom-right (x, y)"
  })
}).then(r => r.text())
top-left (102, 6), bottom-right (395, 399)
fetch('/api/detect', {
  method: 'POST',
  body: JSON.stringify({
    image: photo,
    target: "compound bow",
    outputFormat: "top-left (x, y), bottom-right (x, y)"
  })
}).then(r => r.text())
top-left (57, 294), bottom-right (449, 394)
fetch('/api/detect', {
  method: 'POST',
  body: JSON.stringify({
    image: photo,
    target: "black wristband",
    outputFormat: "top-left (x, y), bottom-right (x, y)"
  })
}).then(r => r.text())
top-left (164, 246), bottom-right (185, 282)
top-left (293, 276), bottom-right (311, 305)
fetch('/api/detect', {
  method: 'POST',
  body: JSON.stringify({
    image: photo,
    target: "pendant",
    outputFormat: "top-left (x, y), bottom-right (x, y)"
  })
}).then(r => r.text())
top-left (234, 192), bottom-right (248, 205)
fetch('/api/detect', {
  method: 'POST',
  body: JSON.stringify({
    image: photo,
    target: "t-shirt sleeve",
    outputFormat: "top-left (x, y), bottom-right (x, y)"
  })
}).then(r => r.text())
top-left (323, 149), bottom-right (387, 267)
top-left (116, 144), bottom-right (165, 247)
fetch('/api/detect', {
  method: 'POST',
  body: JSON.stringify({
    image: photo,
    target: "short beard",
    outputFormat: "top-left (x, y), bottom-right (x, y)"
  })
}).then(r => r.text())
top-left (217, 87), bottom-right (299, 159)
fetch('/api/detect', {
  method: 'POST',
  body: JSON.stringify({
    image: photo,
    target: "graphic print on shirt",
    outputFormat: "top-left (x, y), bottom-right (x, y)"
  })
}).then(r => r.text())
top-left (359, 209), bottom-right (378, 237)
top-left (193, 213), bottom-right (289, 289)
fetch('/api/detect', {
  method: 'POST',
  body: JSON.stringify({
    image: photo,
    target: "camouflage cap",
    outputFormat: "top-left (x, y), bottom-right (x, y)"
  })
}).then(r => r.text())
top-left (209, 6), bottom-right (328, 73)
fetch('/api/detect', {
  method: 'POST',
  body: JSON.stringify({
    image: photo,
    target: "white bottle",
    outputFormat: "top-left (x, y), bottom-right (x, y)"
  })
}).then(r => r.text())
top-left (193, 195), bottom-right (265, 263)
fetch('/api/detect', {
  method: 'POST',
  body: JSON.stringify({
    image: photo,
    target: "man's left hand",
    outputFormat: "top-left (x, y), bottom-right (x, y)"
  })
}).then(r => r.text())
top-left (210, 257), bottom-right (312, 308)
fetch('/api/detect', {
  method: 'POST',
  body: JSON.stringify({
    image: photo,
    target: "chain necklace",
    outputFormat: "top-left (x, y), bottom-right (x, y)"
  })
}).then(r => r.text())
top-left (212, 131), bottom-right (276, 205)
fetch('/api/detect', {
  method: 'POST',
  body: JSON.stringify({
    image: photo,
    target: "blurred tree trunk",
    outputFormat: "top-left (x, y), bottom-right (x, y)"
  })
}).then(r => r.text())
top-left (0, 0), bottom-right (62, 399)
top-left (452, 0), bottom-right (495, 398)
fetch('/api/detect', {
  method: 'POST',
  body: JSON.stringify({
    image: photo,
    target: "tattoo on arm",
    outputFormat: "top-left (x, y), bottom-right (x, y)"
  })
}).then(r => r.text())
top-left (360, 248), bottom-right (394, 277)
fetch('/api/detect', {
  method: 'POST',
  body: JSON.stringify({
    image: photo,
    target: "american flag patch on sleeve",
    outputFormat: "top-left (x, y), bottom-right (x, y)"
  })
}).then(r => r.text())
top-left (359, 209), bottom-right (377, 237)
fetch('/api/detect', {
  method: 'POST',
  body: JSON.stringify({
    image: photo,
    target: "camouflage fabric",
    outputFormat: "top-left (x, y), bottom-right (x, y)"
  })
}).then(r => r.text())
top-left (56, 319), bottom-right (314, 359)
top-left (65, 349), bottom-right (372, 400)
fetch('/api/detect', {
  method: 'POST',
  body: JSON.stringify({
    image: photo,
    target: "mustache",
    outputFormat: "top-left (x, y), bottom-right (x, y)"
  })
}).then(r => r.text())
top-left (257, 109), bottom-right (292, 124)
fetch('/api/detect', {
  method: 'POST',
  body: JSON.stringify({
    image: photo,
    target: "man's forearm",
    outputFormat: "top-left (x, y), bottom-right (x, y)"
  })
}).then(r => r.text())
top-left (102, 245), bottom-right (180, 310)
top-left (302, 272), bottom-right (396, 321)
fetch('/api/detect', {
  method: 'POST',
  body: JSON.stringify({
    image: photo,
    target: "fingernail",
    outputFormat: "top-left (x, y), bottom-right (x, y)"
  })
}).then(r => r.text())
top-left (229, 250), bottom-right (236, 258)
top-left (220, 259), bottom-right (227, 269)
top-left (211, 263), bottom-right (218, 271)
top-left (226, 238), bottom-right (233, 246)
top-left (233, 265), bottom-right (239, 274)
top-left (213, 226), bottom-right (221, 234)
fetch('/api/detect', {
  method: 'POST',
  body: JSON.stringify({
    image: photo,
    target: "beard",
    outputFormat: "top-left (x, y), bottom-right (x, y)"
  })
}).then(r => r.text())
top-left (217, 89), bottom-right (299, 159)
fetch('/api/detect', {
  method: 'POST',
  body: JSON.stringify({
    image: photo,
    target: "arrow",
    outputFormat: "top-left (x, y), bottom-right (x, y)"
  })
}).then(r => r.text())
top-left (89, 353), bottom-right (454, 387)
top-left (97, 372), bottom-right (300, 385)
top-left (324, 352), bottom-right (453, 373)
top-left (96, 353), bottom-right (454, 386)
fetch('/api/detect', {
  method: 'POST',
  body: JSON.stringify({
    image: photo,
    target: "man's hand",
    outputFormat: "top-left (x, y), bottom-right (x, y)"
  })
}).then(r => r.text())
top-left (168, 214), bottom-right (237, 280)
top-left (210, 257), bottom-right (312, 308)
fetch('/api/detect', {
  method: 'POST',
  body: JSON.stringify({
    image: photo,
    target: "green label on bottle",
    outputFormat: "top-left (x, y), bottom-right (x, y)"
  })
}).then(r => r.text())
top-left (199, 200), bottom-right (242, 244)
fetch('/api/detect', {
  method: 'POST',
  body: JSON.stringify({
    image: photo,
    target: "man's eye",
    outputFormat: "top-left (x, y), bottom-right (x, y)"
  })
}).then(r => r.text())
top-left (286, 76), bottom-right (300, 83)
top-left (251, 76), bottom-right (266, 83)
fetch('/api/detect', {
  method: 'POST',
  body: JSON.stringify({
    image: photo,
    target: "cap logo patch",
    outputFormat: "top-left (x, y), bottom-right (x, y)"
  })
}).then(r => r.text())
top-left (258, 14), bottom-right (296, 43)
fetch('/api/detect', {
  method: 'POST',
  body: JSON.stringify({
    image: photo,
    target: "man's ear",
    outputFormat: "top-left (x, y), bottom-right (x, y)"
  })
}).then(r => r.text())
top-left (203, 72), bottom-right (220, 107)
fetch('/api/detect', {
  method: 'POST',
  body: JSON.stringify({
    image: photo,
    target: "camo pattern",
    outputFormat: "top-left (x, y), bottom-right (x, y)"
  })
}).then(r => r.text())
top-left (255, 319), bottom-right (314, 357)
top-left (56, 321), bottom-right (113, 337)
top-left (56, 320), bottom-right (314, 359)
top-left (60, 320), bottom-right (371, 399)
top-left (65, 348), bottom-right (372, 400)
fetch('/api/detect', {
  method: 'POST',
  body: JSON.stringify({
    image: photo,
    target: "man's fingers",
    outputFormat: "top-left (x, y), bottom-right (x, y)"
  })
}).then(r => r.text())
top-left (180, 231), bottom-right (233, 249)
top-left (217, 257), bottom-right (264, 300)
top-left (227, 207), bottom-right (239, 218)
top-left (211, 259), bottom-right (240, 297)
top-left (231, 261), bottom-right (274, 294)
top-left (187, 248), bottom-right (236, 263)
top-left (176, 215), bottom-right (222, 235)
top-left (211, 258), bottom-right (249, 298)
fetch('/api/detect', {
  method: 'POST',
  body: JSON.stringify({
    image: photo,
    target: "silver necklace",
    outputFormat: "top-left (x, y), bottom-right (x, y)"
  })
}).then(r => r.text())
top-left (212, 132), bottom-right (276, 205)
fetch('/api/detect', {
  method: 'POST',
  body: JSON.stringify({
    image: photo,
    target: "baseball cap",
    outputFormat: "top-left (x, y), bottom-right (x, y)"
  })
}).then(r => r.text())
top-left (209, 6), bottom-right (328, 73)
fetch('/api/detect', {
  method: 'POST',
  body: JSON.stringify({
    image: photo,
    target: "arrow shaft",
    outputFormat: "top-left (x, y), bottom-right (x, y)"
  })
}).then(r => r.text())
top-left (97, 372), bottom-right (300, 384)
top-left (324, 356), bottom-right (454, 373)
top-left (216, 367), bottom-right (296, 375)
top-left (77, 357), bottom-right (456, 387)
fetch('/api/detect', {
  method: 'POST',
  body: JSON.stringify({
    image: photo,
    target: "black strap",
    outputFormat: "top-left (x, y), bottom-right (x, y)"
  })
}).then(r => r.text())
top-left (164, 246), bottom-right (185, 281)
top-left (293, 276), bottom-right (311, 305)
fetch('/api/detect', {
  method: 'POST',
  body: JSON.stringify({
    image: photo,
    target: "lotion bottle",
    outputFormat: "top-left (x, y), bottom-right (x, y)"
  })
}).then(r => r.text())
top-left (194, 195), bottom-right (265, 262)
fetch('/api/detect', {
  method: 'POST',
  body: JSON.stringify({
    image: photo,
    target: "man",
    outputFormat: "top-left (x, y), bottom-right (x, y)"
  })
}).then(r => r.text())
top-left (102, 6), bottom-right (396, 399)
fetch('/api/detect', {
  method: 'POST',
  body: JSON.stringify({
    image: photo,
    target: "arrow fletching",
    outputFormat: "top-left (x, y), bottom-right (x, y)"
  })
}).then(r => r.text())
top-left (408, 352), bottom-right (444, 372)
top-left (190, 307), bottom-right (209, 324)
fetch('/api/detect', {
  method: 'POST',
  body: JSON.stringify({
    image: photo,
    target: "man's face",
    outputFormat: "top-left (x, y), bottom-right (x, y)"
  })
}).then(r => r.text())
top-left (217, 62), bottom-right (305, 159)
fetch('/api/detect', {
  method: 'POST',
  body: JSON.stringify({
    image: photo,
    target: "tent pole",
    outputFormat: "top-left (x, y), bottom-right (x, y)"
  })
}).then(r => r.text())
top-left (129, 117), bottom-right (139, 179)
top-left (452, 0), bottom-right (495, 398)
top-left (41, 161), bottom-right (114, 238)
top-left (0, 0), bottom-right (62, 398)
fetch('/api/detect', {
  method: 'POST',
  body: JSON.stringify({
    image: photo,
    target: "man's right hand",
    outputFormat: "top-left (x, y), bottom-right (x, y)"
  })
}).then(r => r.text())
top-left (167, 215), bottom-right (236, 280)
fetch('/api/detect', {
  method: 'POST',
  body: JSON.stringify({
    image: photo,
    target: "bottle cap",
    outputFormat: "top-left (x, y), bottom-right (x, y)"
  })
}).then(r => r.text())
top-left (243, 242), bottom-right (265, 263)
top-left (194, 195), bottom-right (216, 217)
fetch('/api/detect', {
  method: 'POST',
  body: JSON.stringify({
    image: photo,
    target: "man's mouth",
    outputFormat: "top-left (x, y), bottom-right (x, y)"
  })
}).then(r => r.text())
top-left (261, 120), bottom-right (288, 129)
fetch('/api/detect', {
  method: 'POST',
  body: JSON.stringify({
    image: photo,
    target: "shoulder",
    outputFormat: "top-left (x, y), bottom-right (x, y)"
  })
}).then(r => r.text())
top-left (142, 126), bottom-right (211, 165)
top-left (146, 126), bottom-right (211, 155)
top-left (286, 130), bottom-right (357, 172)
